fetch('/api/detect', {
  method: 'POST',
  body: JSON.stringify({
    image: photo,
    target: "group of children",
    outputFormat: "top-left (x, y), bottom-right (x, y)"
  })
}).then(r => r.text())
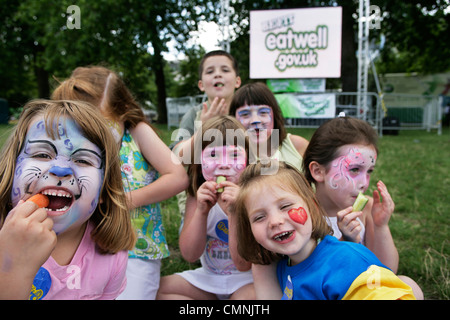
top-left (0, 50), bottom-right (423, 300)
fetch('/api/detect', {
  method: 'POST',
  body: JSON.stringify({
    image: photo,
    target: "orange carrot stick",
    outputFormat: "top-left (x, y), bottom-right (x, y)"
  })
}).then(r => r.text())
top-left (27, 194), bottom-right (49, 208)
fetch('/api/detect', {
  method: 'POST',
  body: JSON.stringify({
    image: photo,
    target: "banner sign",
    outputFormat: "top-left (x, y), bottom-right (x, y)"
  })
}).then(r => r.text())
top-left (275, 93), bottom-right (336, 118)
top-left (250, 7), bottom-right (342, 79)
top-left (267, 79), bottom-right (326, 93)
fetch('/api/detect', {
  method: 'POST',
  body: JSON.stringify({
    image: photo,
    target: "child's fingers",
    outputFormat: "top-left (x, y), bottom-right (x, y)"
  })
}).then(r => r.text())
top-left (202, 102), bottom-right (208, 114)
top-left (337, 207), bottom-right (362, 225)
top-left (8, 199), bottom-right (41, 221)
top-left (375, 181), bottom-right (395, 210)
top-left (28, 194), bottom-right (49, 209)
top-left (336, 206), bottom-right (353, 220)
top-left (216, 98), bottom-right (227, 115)
top-left (216, 180), bottom-right (236, 191)
top-left (372, 189), bottom-right (381, 204)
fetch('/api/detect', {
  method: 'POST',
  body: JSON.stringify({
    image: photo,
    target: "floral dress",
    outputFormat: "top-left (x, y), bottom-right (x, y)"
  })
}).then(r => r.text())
top-left (119, 129), bottom-right (169, 260)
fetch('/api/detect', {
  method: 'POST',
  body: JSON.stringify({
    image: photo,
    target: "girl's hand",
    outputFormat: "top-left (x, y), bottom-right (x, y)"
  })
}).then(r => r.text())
top-left (196, 181), bottom-right (219, 215)
top-left (337, 206), bottom-right (363, 243)
top-left (217, 181), bottom-right (240, 215)
top-left (0, 200), bottom-right (56, 289)
top-left (371, 181), bottom-right (395, 227)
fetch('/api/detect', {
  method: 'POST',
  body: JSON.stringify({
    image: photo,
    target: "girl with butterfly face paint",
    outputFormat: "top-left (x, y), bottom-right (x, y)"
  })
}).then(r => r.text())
top-left (0, 100), bottom-right (135, 300)
top-left (303, 116), bottom-right (423, 299)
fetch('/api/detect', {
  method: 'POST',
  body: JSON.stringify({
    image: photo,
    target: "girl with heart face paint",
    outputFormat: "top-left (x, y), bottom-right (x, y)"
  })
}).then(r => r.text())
top-left (303, 116), bottom-right (423, 299)
top-left (157, 116), bottom-right (255, 300)
top-left (0, 100), bottom-right (135, 300)
top-left (233, 160), bottom-right (416, 300)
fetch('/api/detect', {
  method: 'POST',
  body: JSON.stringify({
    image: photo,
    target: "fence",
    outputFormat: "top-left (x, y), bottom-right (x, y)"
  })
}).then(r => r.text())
top-left (381, 93), bottom-right (442, 135)
top-left (282, 92), bottom-right (381, 132)
top-left (166, 92), bottom-right (442, 136)
top-left (166, 94), bottom-right (206, 129)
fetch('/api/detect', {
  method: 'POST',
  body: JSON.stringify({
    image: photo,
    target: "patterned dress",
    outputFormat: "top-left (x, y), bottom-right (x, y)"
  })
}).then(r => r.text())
top-left (119, 129), bottom-right (169, 260)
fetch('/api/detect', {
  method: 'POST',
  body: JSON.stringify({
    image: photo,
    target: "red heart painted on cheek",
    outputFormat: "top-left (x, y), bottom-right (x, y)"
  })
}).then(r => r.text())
top-left (288, 207), bottom-right (308, 225)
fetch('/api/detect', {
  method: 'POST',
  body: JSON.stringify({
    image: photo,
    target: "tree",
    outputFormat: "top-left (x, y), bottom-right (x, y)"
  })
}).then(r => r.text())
top-left (0, 0), bottom-right (214, 122)
top-left (372, 0), bottom-right (450, 75)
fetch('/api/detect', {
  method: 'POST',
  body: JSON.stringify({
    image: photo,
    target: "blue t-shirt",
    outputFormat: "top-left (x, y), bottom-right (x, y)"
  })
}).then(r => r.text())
top-left (277, 235), bottom-right (389, 300)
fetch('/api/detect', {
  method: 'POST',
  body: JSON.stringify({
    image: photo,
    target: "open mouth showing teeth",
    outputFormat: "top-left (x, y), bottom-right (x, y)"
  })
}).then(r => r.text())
top-left (214, 83), bottom-right (224, 87)
top-left (41, 189), bottom-right (73, 214)
top-left (273, 231), bottom-right (293, 242)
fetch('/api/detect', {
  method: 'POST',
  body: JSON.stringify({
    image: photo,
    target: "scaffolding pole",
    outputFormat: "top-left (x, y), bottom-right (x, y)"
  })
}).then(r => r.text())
top-left (357, 0), bottom-right (370, 120)
top-left (219, 0), bottom-right (231, 52)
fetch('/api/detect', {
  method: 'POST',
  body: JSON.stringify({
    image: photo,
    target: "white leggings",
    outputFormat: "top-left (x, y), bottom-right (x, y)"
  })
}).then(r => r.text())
top-left (116, 258), bottom-right (161, 300)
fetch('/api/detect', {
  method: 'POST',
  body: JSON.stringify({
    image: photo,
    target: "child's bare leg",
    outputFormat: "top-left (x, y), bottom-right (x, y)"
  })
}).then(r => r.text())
top-left (156, 274), bottom-right (217, 300)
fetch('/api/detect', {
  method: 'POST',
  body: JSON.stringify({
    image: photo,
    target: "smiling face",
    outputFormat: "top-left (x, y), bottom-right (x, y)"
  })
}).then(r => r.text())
top-left (245, 183), bottom-right (316, 265)
top-left (11, 116), bottom-right (104, 234)
top-left (201, 145), bottom-right (247, 184)
top-left (235, 105), bottom-right (274, 144)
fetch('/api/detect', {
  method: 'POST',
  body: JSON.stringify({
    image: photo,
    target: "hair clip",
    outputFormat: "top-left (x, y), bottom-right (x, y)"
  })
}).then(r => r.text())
top-left (337, 112), bottom-right (346, 118)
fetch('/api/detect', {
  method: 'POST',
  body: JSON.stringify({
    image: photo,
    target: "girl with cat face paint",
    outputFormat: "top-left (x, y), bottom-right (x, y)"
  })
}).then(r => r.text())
top-left (12, 116), bottom-right (104, 235)
top-left (0, 100), bottom-right (135, 300)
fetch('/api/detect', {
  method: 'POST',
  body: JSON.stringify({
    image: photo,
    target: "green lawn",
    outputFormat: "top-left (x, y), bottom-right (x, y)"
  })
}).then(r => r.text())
top-left (1, 122), bottom-right (448, 300)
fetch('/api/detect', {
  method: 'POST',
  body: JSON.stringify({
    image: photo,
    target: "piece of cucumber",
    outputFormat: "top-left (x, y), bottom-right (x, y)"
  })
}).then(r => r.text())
top-left (216, 176), bottom-right (226, 193)
top-left (352, 192), bottom-right (368, 211)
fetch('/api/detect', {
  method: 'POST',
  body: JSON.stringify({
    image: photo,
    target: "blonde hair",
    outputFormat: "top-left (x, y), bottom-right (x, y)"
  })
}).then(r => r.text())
top-left (234, 160), bottom-right (332, 265)
top-left (51, 65), bottom-right (146, 129)
top-left (0, 99), bottom-right (136, 254)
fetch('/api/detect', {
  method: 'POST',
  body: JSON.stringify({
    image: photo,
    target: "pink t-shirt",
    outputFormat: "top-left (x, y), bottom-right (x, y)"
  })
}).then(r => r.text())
top-left (30, 221), bottom-right (128, 300)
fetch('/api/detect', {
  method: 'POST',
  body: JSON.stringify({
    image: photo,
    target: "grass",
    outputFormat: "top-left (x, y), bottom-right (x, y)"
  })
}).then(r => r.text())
top-left (1, 122), bottom-right (448, 300)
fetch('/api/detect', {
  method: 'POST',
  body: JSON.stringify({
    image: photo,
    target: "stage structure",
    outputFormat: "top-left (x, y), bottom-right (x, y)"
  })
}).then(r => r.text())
top-left (357, 0), bottom-right (370, 119)
top-left (219, 0), bottom-right (231, 52)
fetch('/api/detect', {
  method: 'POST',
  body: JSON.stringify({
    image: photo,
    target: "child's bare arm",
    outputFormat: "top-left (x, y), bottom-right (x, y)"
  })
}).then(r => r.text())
top-left (252, 263), bottom-right (282, 300)
top-left (365, 181), bottom-right (399, 272)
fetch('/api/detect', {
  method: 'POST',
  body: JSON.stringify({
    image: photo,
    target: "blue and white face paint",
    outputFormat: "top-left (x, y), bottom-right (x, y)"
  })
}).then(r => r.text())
top-left (11, 116), bottom-right (105, 234)
top-left (235, 105), bottom-right (274, 144)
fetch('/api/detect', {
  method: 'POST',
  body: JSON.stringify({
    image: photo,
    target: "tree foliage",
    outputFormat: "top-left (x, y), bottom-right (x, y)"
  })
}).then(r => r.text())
top-left (0, 0), bottom-right (213, 122)
top-left (372, 0), bottom-right (450, 74)
top-left (1, 0), bottom-right (448, 122)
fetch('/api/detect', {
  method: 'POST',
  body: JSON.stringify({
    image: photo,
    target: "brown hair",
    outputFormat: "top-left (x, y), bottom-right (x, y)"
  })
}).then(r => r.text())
top-left (234, 160), bottom-right (332, 265)
top-left (229, 82), bottom-right (287, 147)
top-left (302, 116), bottom-right (378, 185)
top-left (0, 99), bottom-right (136, 254)
top-left (198, 50), bottom-right (239, 79)
top-left (187, 115), bottom-right (250, 196)
top-left (52, 65), bottom-right (146, 130)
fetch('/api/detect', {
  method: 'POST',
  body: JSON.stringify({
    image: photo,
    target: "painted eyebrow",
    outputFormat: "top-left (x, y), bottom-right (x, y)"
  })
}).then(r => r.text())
top-left (71, 148), bottom-right (102, 160)
top-left (72, 148), bottom-right (104, 169)
top-left (27, 140), bottom-right (57, 154)
top-left (27, 140), bottom-right (102, 165)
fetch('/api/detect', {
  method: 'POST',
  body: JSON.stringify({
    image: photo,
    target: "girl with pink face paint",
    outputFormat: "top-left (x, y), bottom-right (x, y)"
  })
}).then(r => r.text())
top-left (157, 116), bottom-right (255, 300)
top-left (303, 116), bottom-right (423, 299)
